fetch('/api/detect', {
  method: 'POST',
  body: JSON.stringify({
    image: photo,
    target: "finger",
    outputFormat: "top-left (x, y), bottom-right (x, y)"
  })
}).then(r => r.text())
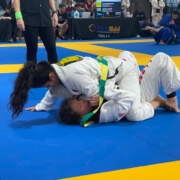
top-left (25, 107), bottom-right (32, 110)
top-left (22, 25), bottom-right (25, 31)
top-left (25, 107), bottom-right (35, 111)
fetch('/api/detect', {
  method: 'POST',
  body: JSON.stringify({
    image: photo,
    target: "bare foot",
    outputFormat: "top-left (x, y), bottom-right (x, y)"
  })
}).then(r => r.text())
top-left (159, 40), bottom-right (166, 45)
top-left (156, 95), bottom-right (167, 108)
top-left (149, 95), bottom-right (166, 110)
top-left (165, 96), bottom-right (180, 112)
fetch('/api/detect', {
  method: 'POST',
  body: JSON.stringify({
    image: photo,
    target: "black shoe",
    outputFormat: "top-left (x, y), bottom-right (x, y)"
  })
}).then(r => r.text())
top-left (59, 35), bottom-right (68, 40)
top-left (8, 38), bottom-right (13, 42)
top-left (13, 38), bottom-right (17, 42)
top-left (59, 36), bottom-right (64, 40)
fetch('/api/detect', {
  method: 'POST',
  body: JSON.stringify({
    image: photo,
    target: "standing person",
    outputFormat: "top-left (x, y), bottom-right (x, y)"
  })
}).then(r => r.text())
top-left (13, 0), bottom-right (58, 63)
top-left (3, 3), bottom-right (18, 42)
top-left (121, 0), bottom-right (130, 17)
top-left (151, 0), bottom-right (165, 26)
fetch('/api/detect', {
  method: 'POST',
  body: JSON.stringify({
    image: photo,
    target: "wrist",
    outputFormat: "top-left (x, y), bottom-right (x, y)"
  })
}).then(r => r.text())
top-left (52, 10), bottom-right (57, 17)
top-left (15, 11), bottom-right (23, 20)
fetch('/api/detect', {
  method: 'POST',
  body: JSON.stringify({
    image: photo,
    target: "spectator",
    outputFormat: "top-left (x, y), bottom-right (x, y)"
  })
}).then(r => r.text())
top-left (139, 17), bottom-right (155, 37)
top-left (84, 0), bottom-right (95, 12)
top-left (55, 3), bottom-right (69, 40)
top-left (133, 7), bottom-right (146, 25)
top-left (71, 3), bottom-right (84, 18)
top-left (75, 0), bottom-right (85, 10)
top-left (65, 0), bottom-right (76, 15)
top-left (13, 0), bottom-right (58, 64)
top-left (3, 3), bottom-right (18, 42)
top-left (121, 0), bottom-right (130, 17)
top-left (151, 0), bottom-right (165, 26)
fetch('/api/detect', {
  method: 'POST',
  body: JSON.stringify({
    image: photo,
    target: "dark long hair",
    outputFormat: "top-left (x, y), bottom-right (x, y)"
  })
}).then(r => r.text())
top-left (9, 61), bottom-right (56, 119)
top-left (59, 99), bottom-right (102, 125)
top-left (58, 99), bottom-right (82, 124)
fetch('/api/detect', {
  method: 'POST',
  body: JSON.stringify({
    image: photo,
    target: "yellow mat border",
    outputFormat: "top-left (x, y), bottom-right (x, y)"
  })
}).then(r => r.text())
top-left (61, 161), bottom-right (180, 180)
top-left (1, 39), bottom-right (180, 73)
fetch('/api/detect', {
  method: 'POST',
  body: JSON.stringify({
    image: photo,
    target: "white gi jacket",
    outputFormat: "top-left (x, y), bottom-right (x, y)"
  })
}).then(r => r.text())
top-left (35, 54), bottom-right (139, 122)
top-left (36, 57), bottom-right (100, 111)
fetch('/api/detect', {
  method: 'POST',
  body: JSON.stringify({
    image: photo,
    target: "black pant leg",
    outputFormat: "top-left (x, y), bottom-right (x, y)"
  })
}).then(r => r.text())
top-left (39, 26), bottom-right (58, 63)
top-left (11, 20), bottom-right (18, 41)
top-left (23, 25), bottom-right (39, 63)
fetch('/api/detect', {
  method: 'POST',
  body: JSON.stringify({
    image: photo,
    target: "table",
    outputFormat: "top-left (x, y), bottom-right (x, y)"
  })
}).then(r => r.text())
top-left (68, 17), bottom-right (139, 39)
top-left (0, 19), bottom-right (11, 42)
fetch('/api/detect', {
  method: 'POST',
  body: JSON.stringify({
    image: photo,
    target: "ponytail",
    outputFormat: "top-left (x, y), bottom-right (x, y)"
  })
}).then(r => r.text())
top-left (8, 61), bottom-right (55, 119)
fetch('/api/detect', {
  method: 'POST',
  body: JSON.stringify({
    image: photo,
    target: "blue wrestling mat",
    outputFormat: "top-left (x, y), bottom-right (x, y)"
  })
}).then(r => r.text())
top-left (0, 38), bottom-right (180, 180)
top-left (96, 41), bottom-right (180, 56)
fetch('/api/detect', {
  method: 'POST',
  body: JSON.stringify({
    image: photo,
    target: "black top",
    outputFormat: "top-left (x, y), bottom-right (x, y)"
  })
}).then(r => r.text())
top-left (20, 0), bottom-right (52, 27)
top-left (4, 8), bottom-right (16, 21)
top-left (57, 11), bottom-right (68, 24)
top-left (133, 10), bottom-right (146, 21)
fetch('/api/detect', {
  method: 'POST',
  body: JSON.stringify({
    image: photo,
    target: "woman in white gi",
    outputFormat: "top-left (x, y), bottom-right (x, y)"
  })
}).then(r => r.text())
top-left (59, 51), bottom-right (180, 124)
top-left (151, 0), bottom-right (165, 26)
top-left (9, 51), bottom-right (179, 122)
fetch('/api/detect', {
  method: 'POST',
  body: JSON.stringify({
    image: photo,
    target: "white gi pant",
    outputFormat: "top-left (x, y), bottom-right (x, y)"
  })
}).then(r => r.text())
top-left (118, 51), bottom-right (180, 121)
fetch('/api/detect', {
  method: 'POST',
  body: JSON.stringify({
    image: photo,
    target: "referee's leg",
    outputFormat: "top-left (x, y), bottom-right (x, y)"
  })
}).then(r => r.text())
top-left (39, 26), bottom-right (58, 63)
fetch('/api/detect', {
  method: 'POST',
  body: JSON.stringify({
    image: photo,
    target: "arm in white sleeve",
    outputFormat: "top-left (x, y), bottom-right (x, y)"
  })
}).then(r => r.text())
top-left (99, 79), bottom-right (135, 123)
top-left (35, 85), bottom-right (74, 111)
top-left (69, 74), bottom-right (99, 97)
top-left (35, 90), bottom-right (59, 111)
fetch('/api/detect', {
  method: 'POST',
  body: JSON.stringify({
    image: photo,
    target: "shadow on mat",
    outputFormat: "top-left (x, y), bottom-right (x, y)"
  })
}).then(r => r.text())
top-left (9, 110), bottom-right (58, 128)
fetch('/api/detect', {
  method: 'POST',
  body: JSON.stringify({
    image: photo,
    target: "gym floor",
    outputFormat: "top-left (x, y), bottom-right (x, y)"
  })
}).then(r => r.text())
top-left (0, 38), bottom-right (180, 180)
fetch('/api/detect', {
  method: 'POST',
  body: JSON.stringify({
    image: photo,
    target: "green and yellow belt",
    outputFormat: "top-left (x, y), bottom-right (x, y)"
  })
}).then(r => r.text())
top-left (80, 56), bottom-right (108, 127)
